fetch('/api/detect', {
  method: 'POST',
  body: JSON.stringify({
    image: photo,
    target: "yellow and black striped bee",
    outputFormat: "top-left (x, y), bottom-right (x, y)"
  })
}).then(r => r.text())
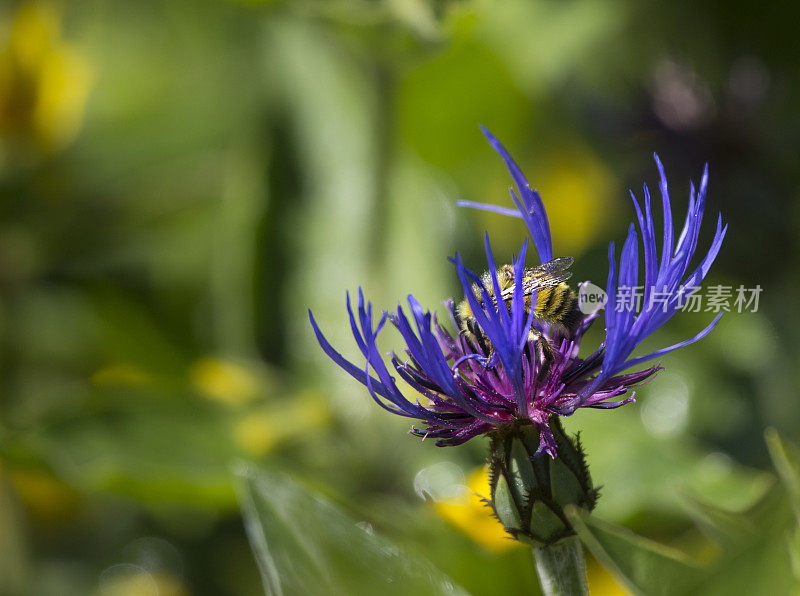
top-left (456, 257), bottom-right (582, 344)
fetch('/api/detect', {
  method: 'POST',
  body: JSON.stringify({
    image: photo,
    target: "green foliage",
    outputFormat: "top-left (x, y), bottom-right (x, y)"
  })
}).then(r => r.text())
top-left (568, 431), bottom-right (800, 596)
top-left (236, 464), bottom-right (468, 596)
top-left (568, 507), bottom-right (704, 596)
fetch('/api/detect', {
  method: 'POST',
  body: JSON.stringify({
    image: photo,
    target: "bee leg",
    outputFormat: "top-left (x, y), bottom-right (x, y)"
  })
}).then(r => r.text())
top-left (466, 318), bottom-right (480, 338)
top-left (485, 348), bottom-right (499, 369)
top-left (529, 331), bottom-right (555, 382)
top-left (466, 319), bottom-right (492, 355)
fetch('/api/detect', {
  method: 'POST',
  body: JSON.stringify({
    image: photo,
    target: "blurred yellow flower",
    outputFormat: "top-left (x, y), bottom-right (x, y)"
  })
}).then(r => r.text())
top-left (535, 144), bottom-right (616, 257)
top-left (233, 392), bottom-right (331, 456)
top-left (233, 413), bottom-right (279, 456)
top-left (483, 141), bottom-right (616, 259)
top-left (587, 558), bottom-right (632, 596)
top-left (97, 568), bottom-right (188, 596)
top-left (0, 2), bottom-right (92, 154)
top-left (190, 357), bottom-right (258, 405)
top-left (434, 464), bottom-right (519, 553)
top-left (148, 573), bottom-right (189, 596)
top-left (3, 464), bottom-right (80, 525)
top-left (91, 363), bottom-right (150, 387)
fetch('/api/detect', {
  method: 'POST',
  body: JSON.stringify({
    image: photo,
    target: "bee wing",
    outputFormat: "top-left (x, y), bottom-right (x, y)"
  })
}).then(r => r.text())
top-left (529, 256), bottom-right (574, 275)
top-left (528, 270), bottom-right (572, 285)
top-left (498, 257), bottom-right (574, 301)
top-left (522, 257), bottom-right (574, 289)
top-left (499, 274), bottom-right (571, 302)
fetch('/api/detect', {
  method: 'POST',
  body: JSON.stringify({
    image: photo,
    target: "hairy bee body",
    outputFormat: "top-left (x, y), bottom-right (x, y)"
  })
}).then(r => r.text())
top-left (456, 257), bottom-right (582, 339)
top-left (528, 283), bottom-right (582, 332)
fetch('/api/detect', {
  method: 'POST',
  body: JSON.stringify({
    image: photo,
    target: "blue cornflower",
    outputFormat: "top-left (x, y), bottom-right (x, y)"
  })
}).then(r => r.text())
top-left (309, 128), bottom-right (726, 458)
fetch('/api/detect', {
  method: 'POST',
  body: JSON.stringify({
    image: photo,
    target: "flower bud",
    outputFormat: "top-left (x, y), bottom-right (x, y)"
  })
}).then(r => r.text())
top-left (488, 417), bottom-right (597, 546)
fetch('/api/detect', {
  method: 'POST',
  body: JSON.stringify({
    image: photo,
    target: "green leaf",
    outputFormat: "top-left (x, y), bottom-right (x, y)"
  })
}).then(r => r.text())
top-left (677, 431), bottom-right (800, 596)
top-left (565, 506), bottom-right (703, 596)
top-left (766, 428), bottom-right (800, 509)
top-left (235, 464), bottom-right (468, 596)
top-left (687, 488), bottom-right (797, 596)
top-left (679, 492), bottom-right (758, 548)
top-left (565, 407), bottom-right (771, 523)
top-left (680, 430), bottom-right (800, 596)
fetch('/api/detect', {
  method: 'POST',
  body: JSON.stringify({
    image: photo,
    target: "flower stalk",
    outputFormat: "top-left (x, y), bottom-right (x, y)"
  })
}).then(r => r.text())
top-left (533, 536), bottom-right (589, 596)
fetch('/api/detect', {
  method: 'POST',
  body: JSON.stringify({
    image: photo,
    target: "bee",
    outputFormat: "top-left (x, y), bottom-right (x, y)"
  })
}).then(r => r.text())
top-left (456, 257), bottom-right (582, 344)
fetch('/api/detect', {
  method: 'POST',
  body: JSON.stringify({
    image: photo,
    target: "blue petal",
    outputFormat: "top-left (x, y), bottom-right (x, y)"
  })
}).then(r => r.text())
top-left (480, 126), bottom-right (553, 263)
top-left (623, 312), bottom-right (723, 370)
top-left (456, 200), bottom-right (523, 219)
top-left (309, 307), bottom-right (390, 398)
top-left (396, 294), bottom-right (499, 424)
top-left (452, 241), bottom-right (533, 415)
top-left (591, 158), bottom-right (726, 395)
top-left (310, 293), bottom-right (449, 423)
top-left (654, 154), bottom-right (674, 275)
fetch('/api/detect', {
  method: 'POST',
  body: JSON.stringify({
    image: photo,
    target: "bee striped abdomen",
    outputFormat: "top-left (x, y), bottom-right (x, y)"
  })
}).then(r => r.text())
top-left (535, 286), bottom-right (558, 317)
top-left (534, 283), bottom-right (579, 331)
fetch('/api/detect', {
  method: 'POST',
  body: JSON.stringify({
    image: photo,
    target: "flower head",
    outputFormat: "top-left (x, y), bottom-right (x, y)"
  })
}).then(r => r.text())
top-left (309, 128), bottom-right (726, 459)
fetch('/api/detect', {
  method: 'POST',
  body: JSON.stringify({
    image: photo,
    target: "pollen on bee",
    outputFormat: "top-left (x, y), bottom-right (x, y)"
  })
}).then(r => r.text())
top-left (456, 299), bottom-right (473, 320)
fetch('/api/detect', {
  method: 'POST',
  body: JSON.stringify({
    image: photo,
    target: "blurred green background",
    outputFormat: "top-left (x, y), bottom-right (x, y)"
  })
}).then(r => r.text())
top-left (1, 0), bottom-right (798, 594)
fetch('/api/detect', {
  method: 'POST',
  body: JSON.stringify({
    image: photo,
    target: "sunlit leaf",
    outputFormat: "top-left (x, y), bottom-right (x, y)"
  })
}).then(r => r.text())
top-left (688, 487), bottom-right (797, 596)
top-left (766, 427), bottom-right (800, 508)
top-left (679, 492), bottom-right (758, 548)
top-left (566, 506), bottom-right (703, 596)
top-left (236, 464), bottom-right (468, 596)
top-left (566, 406), bottom-right (771, 523)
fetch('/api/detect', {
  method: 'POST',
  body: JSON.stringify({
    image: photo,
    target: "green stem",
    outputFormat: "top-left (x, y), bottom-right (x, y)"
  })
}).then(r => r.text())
top-left (533, 536), bottom-right (589, 596)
